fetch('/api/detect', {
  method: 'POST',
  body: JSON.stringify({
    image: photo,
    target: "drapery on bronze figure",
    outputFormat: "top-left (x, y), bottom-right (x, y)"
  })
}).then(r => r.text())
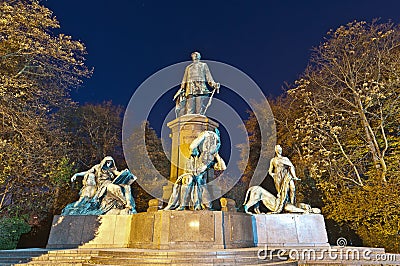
top-left (268, 145), bottom-right (300, 213)
top-left (243, 186), bottom-right (321, 214)
top-left (63, 156), bottom-right (137, 215)
top-left (242, 145), bottom-right (319, 215)
top-left (164, 129), bottom-right (226, 211)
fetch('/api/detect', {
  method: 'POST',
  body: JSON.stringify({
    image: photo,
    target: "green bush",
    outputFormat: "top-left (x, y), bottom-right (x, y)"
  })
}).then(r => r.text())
top-left (0, 216), bottom-right (31, 250)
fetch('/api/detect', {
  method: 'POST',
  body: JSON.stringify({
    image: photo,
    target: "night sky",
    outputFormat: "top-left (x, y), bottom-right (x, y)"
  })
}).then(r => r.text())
top-left (40, 1), bottom-right (400, 189)
top-left (43, 0), bottom-right (400, 107)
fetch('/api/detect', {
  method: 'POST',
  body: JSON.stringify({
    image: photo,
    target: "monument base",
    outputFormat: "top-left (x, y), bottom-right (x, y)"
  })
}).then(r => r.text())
top-left (47, 211), bottom-right (254, 249)
top-left (252, 213), bottom-right (329, 247)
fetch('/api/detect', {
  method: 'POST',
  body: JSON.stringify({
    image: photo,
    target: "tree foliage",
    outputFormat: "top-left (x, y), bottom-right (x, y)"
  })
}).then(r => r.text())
top-left (0, 0), bottom-right (91, 221)
top-left (233, 103), bottom-right (277, 208)
top-left (124, 122), bottom-right (169, 211)
top-left (61, 101), bottom-right (125, 170)
top-left (0, 216), bottom-right (31, 249)
top-left (240, 20), bottom-right (400, 252)
top-left (286, 20), bottom-right (400, 252)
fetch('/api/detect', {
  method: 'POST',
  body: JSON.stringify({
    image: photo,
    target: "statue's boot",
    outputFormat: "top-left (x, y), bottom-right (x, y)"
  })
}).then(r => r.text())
top-left (289, 188), bottom-right (296, 205)
top-left (123, 185), bottom-right (136, 212)
top-left (164, 182), bottom-right (181, 210)
top-left (201, 184), bottom-right (213, 210)
top-left (194, 204), bottom-right (202, 211)
top-left (193, 184), bottom-right (203, 210)
top-left (201, 203), bottom-right (213, 211)
top-left (177, 184), bottom-right (192, 210)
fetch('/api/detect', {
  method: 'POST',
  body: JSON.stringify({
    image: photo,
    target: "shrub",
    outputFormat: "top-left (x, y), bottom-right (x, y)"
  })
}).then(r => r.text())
top-left (0, 216), bottom-right (31, 250)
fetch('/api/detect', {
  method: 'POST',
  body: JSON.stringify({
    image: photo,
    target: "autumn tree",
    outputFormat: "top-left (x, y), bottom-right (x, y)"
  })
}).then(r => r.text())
top-left (61, 101), bottom-right (125, 169)
top-left (288, 20), bottom-right (400, 252)
top-left (123, 122), bottom-right (170, 211)
top-left (0, 0), bottom-right (91, 241)
top-left (236, 98), bottom-right (320, 211)
top-left (233, 102), bottom-right (277, 209)
top-left (64, 112), bottom-right (171, 213)
top-left (59, 105), bottom-right (170, 213)
top-left (265, 96), bottom-right (323, 207)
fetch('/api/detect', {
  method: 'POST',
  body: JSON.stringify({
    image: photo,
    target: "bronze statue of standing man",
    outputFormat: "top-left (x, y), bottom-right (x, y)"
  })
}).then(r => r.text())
top-left (174, 52), bottom-right (220, 116)
top-left (268, 145), bottom-right (301, 213)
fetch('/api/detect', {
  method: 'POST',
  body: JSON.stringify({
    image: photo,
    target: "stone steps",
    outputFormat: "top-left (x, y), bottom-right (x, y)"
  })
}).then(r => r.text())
top-left (13, 248), bottom-right (294, 265)
top-left (86, 253), bottom-right (292, 265)
top-left (17, 249), bottom-right (99, 265)
top-left (91, 248), bottom-right (288, 264)
top-left (8, 247), bottom-right (400, 266)
top-left (0, 249), bottom-right (49, 266)
top-left (86, 257), bottom-right (296, 265)
top-left (0, 257), bottom-right (30, 265)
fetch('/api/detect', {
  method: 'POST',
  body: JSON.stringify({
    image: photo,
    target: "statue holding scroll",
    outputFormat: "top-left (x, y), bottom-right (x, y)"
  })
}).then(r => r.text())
top-left (62, 156), bottom-right (137, 215)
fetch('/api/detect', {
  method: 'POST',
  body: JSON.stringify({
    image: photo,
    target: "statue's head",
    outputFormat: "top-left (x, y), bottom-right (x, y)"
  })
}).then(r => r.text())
top-left (101, 156), bottom-right (115, 170)
top-left (105, 160), bottom-right (113, 168)
top-left (275, 145), bottom-right (282, 155)
top-left (191, 51), bottom-right (201, 61)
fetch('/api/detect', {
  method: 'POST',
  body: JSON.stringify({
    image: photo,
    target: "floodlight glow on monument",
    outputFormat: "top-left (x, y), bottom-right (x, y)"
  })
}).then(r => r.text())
top-left (48, 52), bottom-right (329, 251)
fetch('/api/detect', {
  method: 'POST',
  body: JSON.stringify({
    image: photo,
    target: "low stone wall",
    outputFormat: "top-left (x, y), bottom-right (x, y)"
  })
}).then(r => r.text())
top-left (47, 212), bottom-right (329, 250)
top-left (46, 211), bottom-right (254, 249)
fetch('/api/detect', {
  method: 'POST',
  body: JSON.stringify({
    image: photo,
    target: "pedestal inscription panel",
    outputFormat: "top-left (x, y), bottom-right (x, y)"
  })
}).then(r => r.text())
top-left (252, 213), bottom-right (329, 247)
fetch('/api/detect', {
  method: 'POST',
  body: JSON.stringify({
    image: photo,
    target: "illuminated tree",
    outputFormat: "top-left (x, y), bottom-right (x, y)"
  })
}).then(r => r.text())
top-left (288, 20), bottom-right (400, 252)
top-left (0, 0), bottom-right (91, 220)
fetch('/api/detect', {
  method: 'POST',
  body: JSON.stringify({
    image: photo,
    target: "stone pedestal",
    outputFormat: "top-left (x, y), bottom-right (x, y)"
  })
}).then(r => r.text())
top-left (130, 211), bottom-right (254, 249)
top-left (252, 213), bottom-right (329, 248)
top-left (163, 114), bottom-right (219, 201)
top-left (167, 114), bottom-right (219, 182)
top-left (47, 211), bottom-right (254, 249)
top-left (46, 215), bottom-right (131, 249)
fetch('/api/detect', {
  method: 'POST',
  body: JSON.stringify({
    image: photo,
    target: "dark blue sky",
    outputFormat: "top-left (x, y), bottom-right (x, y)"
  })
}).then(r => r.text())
top-left (43, 0), bottom-right (400, 108)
